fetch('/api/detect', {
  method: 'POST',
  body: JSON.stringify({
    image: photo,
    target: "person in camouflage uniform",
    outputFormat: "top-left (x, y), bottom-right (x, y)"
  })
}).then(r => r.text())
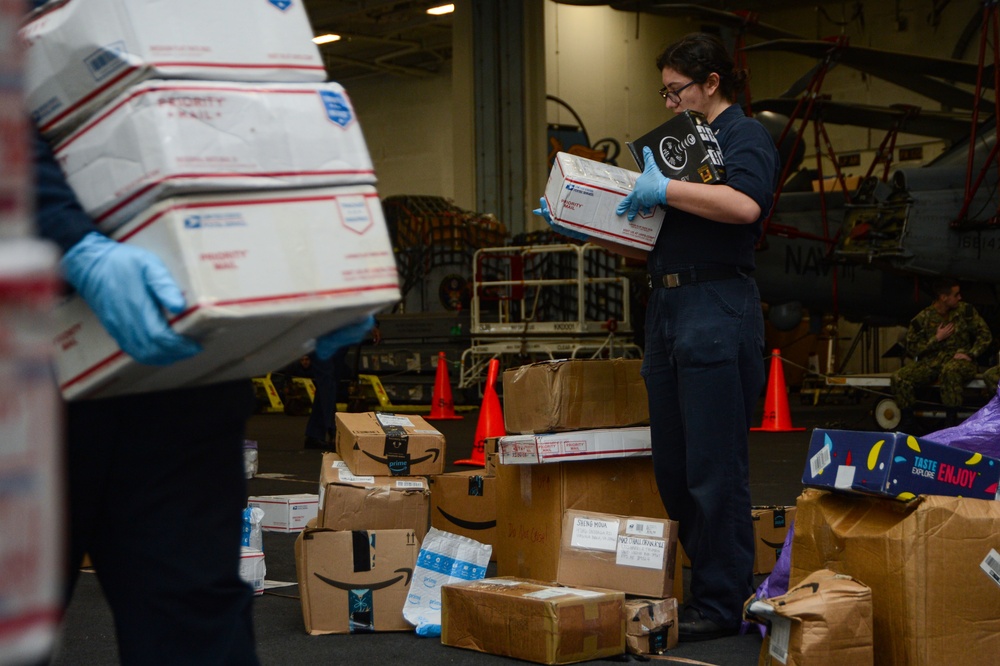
top-left (892, 278), bottom-right (992, 413)
top-left (982, 363), bottom-right (1000, 397)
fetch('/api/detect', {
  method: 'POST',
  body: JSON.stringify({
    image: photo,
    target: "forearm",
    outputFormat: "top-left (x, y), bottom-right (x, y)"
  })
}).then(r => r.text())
top-left (34, 131), bottom-right (98, 253)
top-left (665, 181), bottom-right (761, 225)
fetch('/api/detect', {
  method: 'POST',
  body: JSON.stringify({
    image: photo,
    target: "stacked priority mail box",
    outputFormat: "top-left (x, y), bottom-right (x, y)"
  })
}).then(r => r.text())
top-left (22, 0), bottom-right (400, 400)
top-left (0, 2), bottom-right (63, 663)
top-left (749, 427), bottom-right (1000, 665)
top-left (295, 411), bottom-right (446, 635)
top-left (439, 359), bottom-right (680, 664)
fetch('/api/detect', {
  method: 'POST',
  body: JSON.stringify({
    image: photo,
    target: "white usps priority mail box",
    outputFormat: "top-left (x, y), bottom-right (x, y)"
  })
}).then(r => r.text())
top-left (247, 494), bottom-right (318, 533)
top-left (53, 185), bottom-right (400, 400)
top-left (54, 80), bottom-right (377, 232)
top-left (544, 152), bottom-right (665, 251)
top-left (22, 0), bottom-right (326, 138)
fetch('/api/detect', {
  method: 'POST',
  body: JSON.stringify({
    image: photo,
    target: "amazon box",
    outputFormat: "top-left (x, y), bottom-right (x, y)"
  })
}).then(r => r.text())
top-left (791, 488), bottom-right (1000, 665)
top-left (498, 428), bottom-right (651, 465)
top-left (543, 152), bottom-right (664, 251)
top-left (52, 186), bottom-right (399, 400)
top-left (502, 359), bottom-right (648, 434)
top-left (318, 453), bottom-right (430, 541)
top-left (22, 0), bottom-right (325, 138)
top-left (745, 568), bottom-right (873, 666)
top-left (335, 412), bottom-right (445, 477)
top-left (55, 80), bottom-right (376, 232)
top-left (441, 577), bottom-right (625, 664)
top-left (556, 510), bottom-right (678, 599)
top-left (429, 471), bottom-right (497, 558)
top-left (626, 110), bottom-right (726, 185)
top-left (625, 597), bottom-right (678, 655)
top-left (295, 527), bottom-right (419, 635)
top-left (803, 428), bottom-right (1000, 501)
top-left (752, 505), bottom-right (795, 575)
top-left (247, 494), bottom-right (318, 533)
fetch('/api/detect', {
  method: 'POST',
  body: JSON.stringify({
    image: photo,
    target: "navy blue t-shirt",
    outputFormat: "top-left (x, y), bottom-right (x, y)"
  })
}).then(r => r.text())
top-left (646, 103), bottom-right (779, 274)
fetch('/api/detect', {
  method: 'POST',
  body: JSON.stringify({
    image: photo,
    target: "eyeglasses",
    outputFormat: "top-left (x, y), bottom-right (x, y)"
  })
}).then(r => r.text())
top-left (658, 80), bottom-right (700, 104)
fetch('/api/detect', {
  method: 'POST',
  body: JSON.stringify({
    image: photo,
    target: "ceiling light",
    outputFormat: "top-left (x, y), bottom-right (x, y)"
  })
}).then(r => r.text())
top-left (312, 34), bottom-right (341, 45)
top-left (426, 4), bottom-right (455, 15)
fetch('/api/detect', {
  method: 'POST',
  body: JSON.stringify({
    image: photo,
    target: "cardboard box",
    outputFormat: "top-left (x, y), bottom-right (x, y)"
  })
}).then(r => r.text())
top-left (811, 175), bottom-right (862, 192)
top-left (239, 547), bottom-right (265, 597)
top-left (803, 428), bottom-right (1000, 501)
top-left (556, 510), bottom-right (678, 598)
top-left (318, 452), bottom-right (430, 541)
top-left (483, 437), bottom-right (500, 476)
top-left (543, 152), bottom-right (664, 250)
top-left (498, 428), bottom-right (651, 465)
top-left (295, 527), bottom-right (419, 635)
top-left (752, 505), bottom-right (795, 575)
top-left (335, 412), bottom-right (446, 477)
top-left (247, 494), bottom-right (318, 533)
top-left (502, 359), bottom-right (648, 434)
top-left (429, 471), bottom-right (496, 558)
top-left (626, 110), bottom-right (726, 184)
top-left (791, 488), bottom-right (1000, 665)
top-left (55, 80), bottom-right (377, 231)
top-left (23, 0), bottom-right (325, 137)
top-left (53, 186), bottom-right (400, 400)
top-left (624, 597), bottom-right (678, 655)
top-left (441, 577), bottom-right (625, 665)
top-left (746, 568), bottom-right (873, 666)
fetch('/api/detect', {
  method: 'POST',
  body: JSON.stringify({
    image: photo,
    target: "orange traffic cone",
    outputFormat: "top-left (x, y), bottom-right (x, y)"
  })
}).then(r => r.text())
top-left (456, 358), bottom-right (505, 466)
top-left (426, 351), bottom-right (463, 421)
top-left (751, 349), bottom-right (805, 432)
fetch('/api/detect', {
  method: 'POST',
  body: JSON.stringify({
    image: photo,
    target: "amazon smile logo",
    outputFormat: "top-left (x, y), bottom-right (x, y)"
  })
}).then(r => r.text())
top-left (313, 567), bottom-right (413, 591)
top-left (436, 507), bottom-right (496, 531)
top-left (359, 447), bottom-right (441, 467)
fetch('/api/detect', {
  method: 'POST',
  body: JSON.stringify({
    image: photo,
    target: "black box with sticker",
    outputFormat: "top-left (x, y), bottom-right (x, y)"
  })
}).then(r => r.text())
top-left (626, 110), bottom-right (726, 184)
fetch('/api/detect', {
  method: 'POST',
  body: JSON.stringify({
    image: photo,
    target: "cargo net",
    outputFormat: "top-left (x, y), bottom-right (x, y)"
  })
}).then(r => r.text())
top-left (475, 244), bottom-right (628, 331)
top-left (382, 195), bottom-right (508, 299)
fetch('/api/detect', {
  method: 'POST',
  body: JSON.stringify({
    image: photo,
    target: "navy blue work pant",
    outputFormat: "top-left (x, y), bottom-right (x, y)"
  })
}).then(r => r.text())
top-left (64, 380), bottom-right (258, 665)
top-left (641, 274), bottom-right (764, 628)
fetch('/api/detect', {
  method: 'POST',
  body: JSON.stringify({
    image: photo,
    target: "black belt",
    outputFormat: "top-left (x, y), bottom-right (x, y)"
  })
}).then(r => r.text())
top-left (649, 267), bottom-right (744, 289)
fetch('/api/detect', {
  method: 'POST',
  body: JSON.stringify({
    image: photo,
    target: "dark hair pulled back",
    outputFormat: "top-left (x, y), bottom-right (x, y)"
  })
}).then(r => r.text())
top-left (655, 33), bottom-right (747, 102)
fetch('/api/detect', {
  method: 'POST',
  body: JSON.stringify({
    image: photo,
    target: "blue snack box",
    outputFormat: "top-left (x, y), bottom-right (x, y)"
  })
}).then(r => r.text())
top-left (802, 429), bottom-right (1000, 501)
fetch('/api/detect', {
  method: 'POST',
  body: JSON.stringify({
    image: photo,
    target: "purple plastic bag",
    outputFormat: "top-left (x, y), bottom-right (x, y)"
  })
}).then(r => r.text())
top-left (740, 520), bottom-right (795, 637)
top-left (924, 387), bottom-right (1000, 458)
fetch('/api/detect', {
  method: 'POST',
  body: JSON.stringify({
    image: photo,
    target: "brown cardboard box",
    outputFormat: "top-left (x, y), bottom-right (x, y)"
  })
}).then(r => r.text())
top-left (335, 411), bottom-right (446, 476)
top-left (494, 457), bottom-right (683, 602)
top-left (483, 436), bottom-right (500, 476)
top-left (624, 597), bottom-right (678, 655)
top-left (318, 452), bottom-right (430, 541)
top-left (441, 577), bottom-right (625, 664)
top-left (294, 527), bottom-right (419, 635)
top-left (502, 359), bottom-right (648, 434)
top-left (746, 569), bottom-right (873, 666)
top-left (752, 505), bottom-right (795, 575)
top-left (556, 510), bottom-right (678, 598)
top-left (429, 471), bottom-right (496, 558)
top-left (791, 488), bottom-right (1000, 665)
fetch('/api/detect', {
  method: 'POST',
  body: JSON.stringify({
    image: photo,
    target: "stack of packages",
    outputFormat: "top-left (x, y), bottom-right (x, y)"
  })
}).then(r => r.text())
top-left (296, 411), bottom-right (450, 635)
top-left (0, 1), bottom-right (62, 661)
top-left (23, 0), bottom-right (400, 401)
top-left (439, 359), bottom-right (679, 664)
top-left (749, 427), bottom-right (1000, 665)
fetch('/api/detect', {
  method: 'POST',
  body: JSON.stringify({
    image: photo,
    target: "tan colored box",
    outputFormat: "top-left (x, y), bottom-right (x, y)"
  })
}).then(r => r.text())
top-left (494, 457), bottom-right (683, 602)
top-left (752, 505), bottom-right (795, 575)
top-left (441, 577), bottom-right (625, 665)
top-left (502, 359), bottom-right (648, 434)
top-left (746, 569), bottom-right (873, 666)
top-left (483, 436), bottom-right (500, 476)
top-left (557, 510), bottom-right (678, 598)
top-left (791, 488), bottom-right (1000, 665)
top-left (429, 471), bottom-right (496, 558)
top-left (335, 412), bottom-right (446, 476)
top-left (318, 452), bottom-right (430, 541)
top-left (625, 597), bottom-right (678, 655)
top-left (294, 527), bottom-right (419, 635)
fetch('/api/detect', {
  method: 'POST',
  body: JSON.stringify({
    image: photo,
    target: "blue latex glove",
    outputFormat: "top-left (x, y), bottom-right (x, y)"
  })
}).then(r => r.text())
top-left (616, 146), bottom-right (670, 221)
top-left (315, 315), bottom-right (376, 361)
top-left (61, 231), bottom-right (202, 365)
top-left (532, 197), bottom-right (589, 241)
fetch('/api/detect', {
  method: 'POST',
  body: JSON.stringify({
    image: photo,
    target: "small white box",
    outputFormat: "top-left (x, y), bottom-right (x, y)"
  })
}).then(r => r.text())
top-left (497, 427), bottom-right (652, 465)
top-left (248, 494), bottom-right (318, 533)
top-left (239, 547), bottom-right (266, 596)
top-left (543, 152), bottom-right (664, 251)
top-left (55, 80), bottom-right (377, 232)
top-left (53, 185), bottom-right (400, 400)
top-left (22, 0), bottom-right (326, 137)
